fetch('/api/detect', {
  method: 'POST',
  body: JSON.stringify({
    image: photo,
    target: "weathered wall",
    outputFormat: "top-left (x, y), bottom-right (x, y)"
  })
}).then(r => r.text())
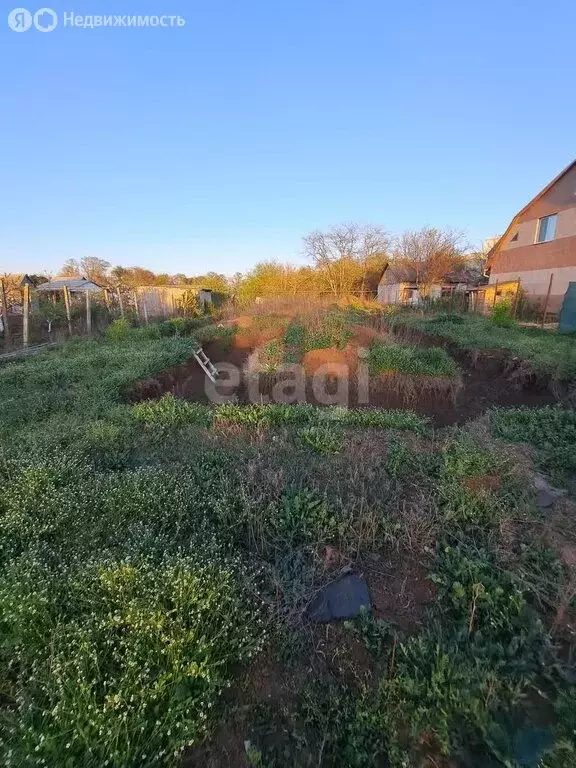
top-left (377, 282), bottom-right (446, 305)
top-left (378, 283), bottom-right (403, 304)
top-left (489, 266), bottom-right (576, 313)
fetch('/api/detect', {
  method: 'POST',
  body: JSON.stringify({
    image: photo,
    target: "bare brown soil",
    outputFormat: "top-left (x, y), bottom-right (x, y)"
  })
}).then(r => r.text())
top-left (302, 346), bottom-right (356, 377)
top-left (462, 474), bottom-right (502, 494)
top-left (363, 551), bottom-right (436, 631)
top-left (348, 323), bottom-right (388, 348)
top-left (128, 325), bottom-right (558, 426)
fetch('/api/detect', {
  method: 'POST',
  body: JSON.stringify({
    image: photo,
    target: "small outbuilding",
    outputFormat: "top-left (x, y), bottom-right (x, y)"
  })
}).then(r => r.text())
top-left (377, 264), bottom-right (481, 307)
top-left (36, 277), bottom-right (103, 294)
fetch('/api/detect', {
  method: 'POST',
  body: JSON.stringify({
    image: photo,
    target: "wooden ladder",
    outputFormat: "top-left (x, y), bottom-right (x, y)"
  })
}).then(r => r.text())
top-left (192, 343), bottom-right (219, 383)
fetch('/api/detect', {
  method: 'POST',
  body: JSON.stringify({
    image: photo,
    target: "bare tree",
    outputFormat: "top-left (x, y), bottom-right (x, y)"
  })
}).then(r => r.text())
top-left (60, 257), bottom-right (111, 285)
top-left (303, 223), bottom-right (390, 297)
top-left (80, 257), bottom-right (111, 285)
top-left (392, 227), bottom-right (467, 290)
top-left (61, 259), bottom-right (81, 277)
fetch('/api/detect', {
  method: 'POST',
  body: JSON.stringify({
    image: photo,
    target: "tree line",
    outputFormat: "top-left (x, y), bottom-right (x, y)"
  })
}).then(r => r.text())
top-left (59, 258), bottom-right (231, 295)
top-left (4, 224), bottom-right (486, 308)
top-left (237, 224), bottom-right (484, 302)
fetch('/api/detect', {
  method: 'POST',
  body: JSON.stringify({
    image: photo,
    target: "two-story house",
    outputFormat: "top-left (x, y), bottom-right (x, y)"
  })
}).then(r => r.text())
top-left (487, 160), bottom-right (576, 313)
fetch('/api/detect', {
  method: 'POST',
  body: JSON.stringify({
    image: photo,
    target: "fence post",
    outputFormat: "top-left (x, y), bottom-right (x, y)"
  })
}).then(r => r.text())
top-left (63, 286), bottom-right (73, 336)
top-left (132, 291), bottom-right (140, 323)
top-left (85, 290), bottom-right (92, 336)
top-left (22, 283), bottom-right (30, 348)
top-left (0, 278), bottom-right (11, 347)
top-left (512, 279), bottom-right (521, 319)
top-left (541, 273), bottom-right (554, 327)
top-left (116, 288), bottom-right (125, 319)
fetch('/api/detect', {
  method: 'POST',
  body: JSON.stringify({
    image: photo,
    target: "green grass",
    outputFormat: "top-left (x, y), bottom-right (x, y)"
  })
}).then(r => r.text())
top-left (133, 394), bottom-right (432, 434)
top-left (259, 339), bottom-right (285, 373)
top-left (392, 312), bottom-right (576, 378)
top-left (368, 341), bottom-right (459, 377)
top-left (1, 315), bottom-right (575, 767)
top-left (491, 406), bottom-right (576, 484)
top-left (282, 312), bottom-right (353, 362)
top-left (0, 336), bottom-right (199, 433)
top-left (298, 424), bottom-right (343, 454)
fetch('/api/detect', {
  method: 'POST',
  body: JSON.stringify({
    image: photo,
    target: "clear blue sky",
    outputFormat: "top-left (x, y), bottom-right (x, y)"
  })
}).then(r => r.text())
top-left (2, 0), bottom-right (575, 277)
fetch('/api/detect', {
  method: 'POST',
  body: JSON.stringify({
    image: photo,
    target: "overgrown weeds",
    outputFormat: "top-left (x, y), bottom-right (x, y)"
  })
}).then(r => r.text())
top-left (369, 341), bottom-right (459, 378)
top-left (132, 394), bottom-right (432, 434)
top-left (1, 309), bottom-right (575, 767)
top-left (391, 310), bottom-right (576, 379)
top-left (491, 405), bottom-right (576, 484)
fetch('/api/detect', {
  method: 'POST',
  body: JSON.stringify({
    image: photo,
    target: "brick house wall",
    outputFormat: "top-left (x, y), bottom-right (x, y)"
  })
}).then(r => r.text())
top-left (490, 163), bottom-right (576, 312)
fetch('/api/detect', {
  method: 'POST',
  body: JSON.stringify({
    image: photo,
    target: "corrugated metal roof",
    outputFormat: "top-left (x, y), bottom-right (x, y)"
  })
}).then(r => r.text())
top-left (36, 277), bottom-right (103, 293)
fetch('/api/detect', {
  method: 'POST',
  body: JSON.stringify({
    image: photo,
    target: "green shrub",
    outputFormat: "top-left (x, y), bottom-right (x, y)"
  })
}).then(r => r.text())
top-left (106, 317), bottom-right (133, 341)
top-left (283, 322), bottom-right (306, 347)
top-left (303, 313), bottom-right (353, 352)
top-left (381, 628), bottom-right (531, 766)
top-left (491, 300), bottom-right (514, 328)
top-left (156, 317), bottom-right (207, 337)
top-left (541, 689), bottom-right (576, 767)
top-left (194, 324), bottom-right (236, 349)
top-left (274, 488), bottom-right (345, 546)
top-left (301, 683), bottom-right (385, 767)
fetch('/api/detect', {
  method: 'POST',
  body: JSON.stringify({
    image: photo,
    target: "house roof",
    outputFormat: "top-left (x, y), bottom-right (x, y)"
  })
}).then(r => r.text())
top-left (36, 277), bottom-right (103, 293)
top-left (486, 158), bottom-right (576, 269)
top-left (379, 263), bottom-right (417, 285)
top-left (379, 262), bottom-right (482, 287)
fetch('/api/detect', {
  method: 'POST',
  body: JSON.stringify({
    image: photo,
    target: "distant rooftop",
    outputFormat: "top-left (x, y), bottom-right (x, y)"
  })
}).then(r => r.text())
top-left (36, 277), bottom-right (103, 293)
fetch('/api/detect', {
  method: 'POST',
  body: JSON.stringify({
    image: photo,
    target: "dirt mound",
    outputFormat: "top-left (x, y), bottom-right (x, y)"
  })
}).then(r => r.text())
top-left (302, 347), bottom-right (355, 377)
top-left (349, 323), bottom-right (388, 348)
top-left (232, 315), bottom-right (253, 330)
top-left (230, 316), bottom-right (287, 349)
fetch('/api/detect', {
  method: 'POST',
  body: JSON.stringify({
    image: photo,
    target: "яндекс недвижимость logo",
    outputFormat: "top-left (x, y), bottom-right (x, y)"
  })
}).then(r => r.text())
top-left (8, 7), bottom-right (58, 31)
top-left (7, 8), bottom-right (186, 30)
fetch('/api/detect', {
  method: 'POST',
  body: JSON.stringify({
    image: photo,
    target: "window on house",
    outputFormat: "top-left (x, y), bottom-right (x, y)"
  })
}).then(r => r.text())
top-left (510, 232), bottom-right (519, 242)
top-left (536, 214), bottom-right (557, 243)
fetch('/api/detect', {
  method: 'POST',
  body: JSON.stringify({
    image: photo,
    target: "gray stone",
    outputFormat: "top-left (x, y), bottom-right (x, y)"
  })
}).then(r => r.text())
top-left (537, 489), bottom-right (555, 509)
top-left (534, 474), bottom-right (567, 509)
top-left (307, 574), bottom-right (371, 622)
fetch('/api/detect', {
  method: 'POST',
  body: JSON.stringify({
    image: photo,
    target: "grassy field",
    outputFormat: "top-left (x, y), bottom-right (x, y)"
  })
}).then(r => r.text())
top-left (0, 313), bottom-right (576, 767)
top-left (389, 311), bottom-right (576, 379)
